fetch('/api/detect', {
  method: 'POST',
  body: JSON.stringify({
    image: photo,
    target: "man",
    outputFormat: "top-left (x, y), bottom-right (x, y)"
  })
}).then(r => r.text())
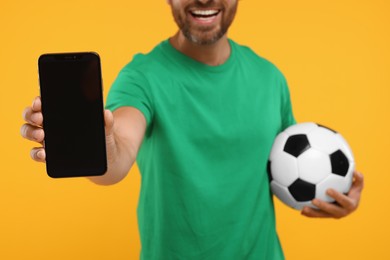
top-left (21, 0), bottom-right (364, 259)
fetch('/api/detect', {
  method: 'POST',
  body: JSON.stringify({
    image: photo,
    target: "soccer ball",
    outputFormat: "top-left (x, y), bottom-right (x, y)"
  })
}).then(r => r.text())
top-left (267, 122), bottom-right (355, 210)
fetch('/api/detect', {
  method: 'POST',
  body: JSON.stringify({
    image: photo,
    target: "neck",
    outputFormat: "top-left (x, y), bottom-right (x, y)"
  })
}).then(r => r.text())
top-left (169, 31), bottom-right (231, 66)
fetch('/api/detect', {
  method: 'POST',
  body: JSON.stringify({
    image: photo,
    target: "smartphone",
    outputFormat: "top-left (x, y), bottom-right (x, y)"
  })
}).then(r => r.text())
top-left (38, 52), bottom-right (107, 178)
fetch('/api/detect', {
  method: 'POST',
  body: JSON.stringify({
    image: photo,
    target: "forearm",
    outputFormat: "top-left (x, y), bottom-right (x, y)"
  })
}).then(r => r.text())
top-left (87, 132), bottom-right (136, 186)
top-left (86, 107), bottom-right (146, 185)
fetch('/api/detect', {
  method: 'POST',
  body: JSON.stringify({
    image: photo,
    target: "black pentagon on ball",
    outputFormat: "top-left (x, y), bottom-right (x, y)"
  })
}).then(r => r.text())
top-left (283, 134), bottom-right (311, 157)
top-left (288, 179), bottom-right (316, 202)
top-left (330, 149), bottom-right (350, 177)
top-left (267, 160), bottom-right (273, 182)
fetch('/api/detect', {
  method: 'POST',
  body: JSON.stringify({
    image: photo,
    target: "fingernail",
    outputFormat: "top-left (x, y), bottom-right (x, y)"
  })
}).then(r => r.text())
top-left (327, 189), bottom-right (334, 196)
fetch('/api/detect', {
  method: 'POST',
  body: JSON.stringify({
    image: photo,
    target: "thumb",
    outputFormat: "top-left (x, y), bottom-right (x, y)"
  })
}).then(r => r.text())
top-left (103, 109), bottom-right (118, 165)
top-left (104, 109), bottom-right (114, 136)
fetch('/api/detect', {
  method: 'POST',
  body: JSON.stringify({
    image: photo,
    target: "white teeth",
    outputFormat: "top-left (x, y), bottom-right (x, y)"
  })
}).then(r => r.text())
top-left (191, 9), bottom-right (219, 16)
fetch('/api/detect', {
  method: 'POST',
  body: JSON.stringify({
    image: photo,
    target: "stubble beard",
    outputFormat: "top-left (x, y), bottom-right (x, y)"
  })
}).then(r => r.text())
top-left (181, 22), bottom-right (227, 45)
top-left (172, 2), bottom-right (237, 45)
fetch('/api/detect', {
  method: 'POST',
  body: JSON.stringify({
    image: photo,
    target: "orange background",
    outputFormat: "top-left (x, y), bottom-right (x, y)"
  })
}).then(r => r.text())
top-left (1, 0), bottom-right (389, 259)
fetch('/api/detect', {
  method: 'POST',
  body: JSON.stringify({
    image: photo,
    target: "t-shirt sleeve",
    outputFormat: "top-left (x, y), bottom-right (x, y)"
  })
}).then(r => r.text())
top-left (105, 67), bottom-right (153, 126)
top-left (280, 73), bottom-right (296, 130)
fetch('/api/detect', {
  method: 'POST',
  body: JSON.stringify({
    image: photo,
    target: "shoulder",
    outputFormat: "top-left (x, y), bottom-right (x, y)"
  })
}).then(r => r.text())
top-left (120, 41), bottom-right (168, 78)
top-left (231, 39), bottom-right (285, 78)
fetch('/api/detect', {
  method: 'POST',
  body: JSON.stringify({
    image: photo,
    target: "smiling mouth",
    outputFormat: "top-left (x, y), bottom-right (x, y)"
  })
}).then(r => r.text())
top-left (189, 9), bottom-right (221, 21)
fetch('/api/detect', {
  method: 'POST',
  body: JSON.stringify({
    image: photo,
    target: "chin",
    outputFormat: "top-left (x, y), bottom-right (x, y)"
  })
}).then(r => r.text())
top-left (185, 30), bottom-right (226, 45)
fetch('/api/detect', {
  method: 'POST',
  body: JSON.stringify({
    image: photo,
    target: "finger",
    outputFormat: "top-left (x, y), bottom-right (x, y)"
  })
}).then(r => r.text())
top-left (312, 199), bottom-right (348, 219)
top-left (301, 206), bottom-right (333, 218)
top-left (326, 189), bottom-right (357, 212)
top-left (104, 109), bottom-right (114, 136)
top-left (341, 171), bottom-right (364, 209)
top-left (23, 109), bottom-right (43, 126)
top-left (22, 106), bottom-right (43, 126)
top-left (350, 171), bottom-right (364, 194)
top-left (22, 106), bottom-right (33, 123)
top-left (31, 96), bottom-right (42, 112)
top-left (20, 124), bottom-right (45, 143)
top-left (30, 147), bottom-right (46, 162)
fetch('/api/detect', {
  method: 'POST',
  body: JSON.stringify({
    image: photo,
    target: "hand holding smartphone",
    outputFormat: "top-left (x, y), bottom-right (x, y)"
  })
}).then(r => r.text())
top-left (38, 52), bottom-right (107, 178)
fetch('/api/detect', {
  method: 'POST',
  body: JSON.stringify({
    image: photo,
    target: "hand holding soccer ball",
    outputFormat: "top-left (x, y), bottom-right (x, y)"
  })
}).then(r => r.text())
top-left (268, 123), bottom-right (355, 210)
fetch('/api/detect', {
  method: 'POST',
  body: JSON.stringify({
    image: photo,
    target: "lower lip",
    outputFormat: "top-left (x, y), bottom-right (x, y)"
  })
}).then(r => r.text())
top-left (189, 11), bottom-right (221, 25)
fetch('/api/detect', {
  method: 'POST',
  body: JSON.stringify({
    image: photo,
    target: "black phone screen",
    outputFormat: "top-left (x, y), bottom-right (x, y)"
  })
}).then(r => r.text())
top-left (38, 52), bottom-right (107, 178)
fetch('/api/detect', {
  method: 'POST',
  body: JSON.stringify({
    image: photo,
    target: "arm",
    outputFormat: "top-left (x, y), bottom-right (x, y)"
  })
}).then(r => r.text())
top-left (87, 106), bottom-right (146, 185)
top-left (21, 97), bottom-right (146, 185)
top-left (88, 106), bottom-right (146, 185)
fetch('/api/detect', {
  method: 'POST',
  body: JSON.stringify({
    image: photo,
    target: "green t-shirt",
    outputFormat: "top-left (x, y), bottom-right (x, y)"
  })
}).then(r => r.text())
top-left (106, 39), bottom-right (296, 260)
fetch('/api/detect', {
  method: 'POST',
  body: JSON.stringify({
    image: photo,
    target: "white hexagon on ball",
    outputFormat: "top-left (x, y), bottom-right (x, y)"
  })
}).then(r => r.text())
top-left (270, 151), bottom-right (299, 187)
top-left (316, 174), bottom-right (348, 202)
top-left (295, 201), bottom-right (314, 210)
top-left (297, 149), bottom-right (331, 184)
top-left (269, 132), bottom-right (289, 161)
top-left (271, 181), bottom-right (297, 209)
top-left (308, 126), bottom-right (340, 154)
